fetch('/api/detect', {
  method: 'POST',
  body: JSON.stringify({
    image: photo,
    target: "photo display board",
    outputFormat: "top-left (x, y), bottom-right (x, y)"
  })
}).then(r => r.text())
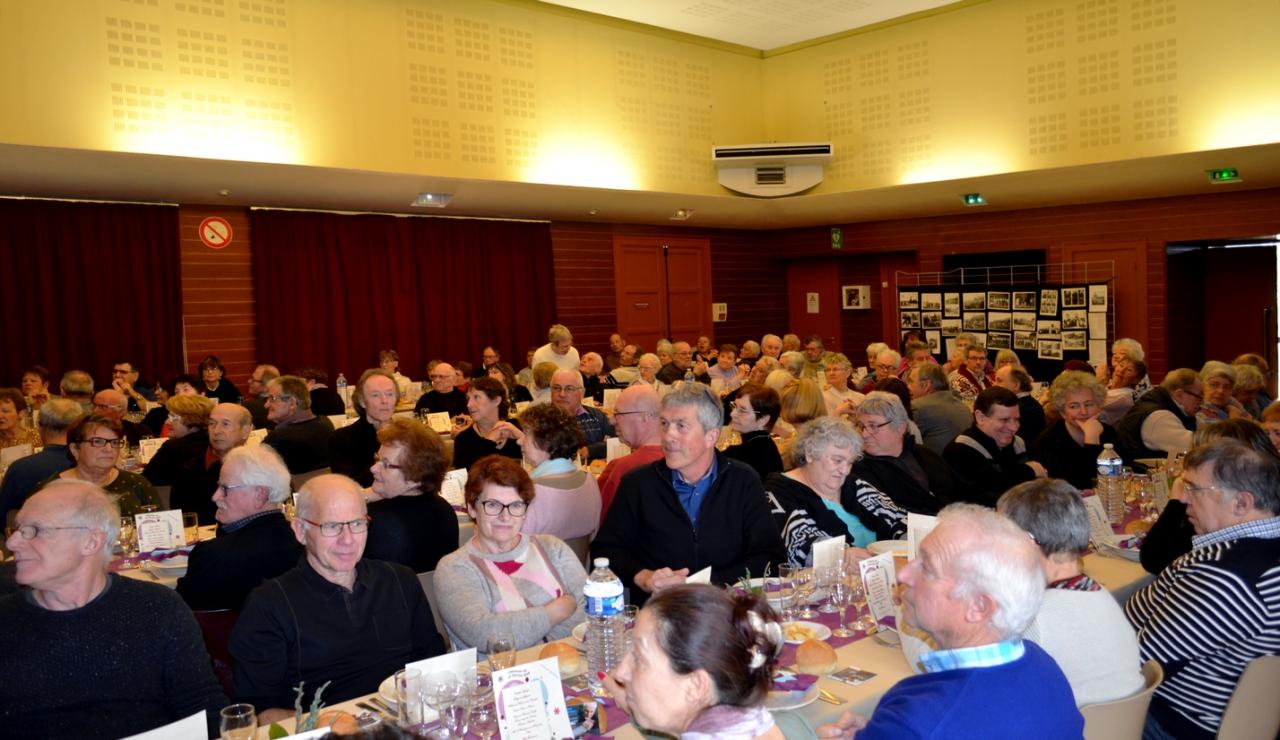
top-left (898, 283), bottom-right (1109, 377)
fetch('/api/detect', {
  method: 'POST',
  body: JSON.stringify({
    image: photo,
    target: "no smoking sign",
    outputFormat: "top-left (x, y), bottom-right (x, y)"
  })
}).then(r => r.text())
top-left (198, 216), bottom-right (233, 249)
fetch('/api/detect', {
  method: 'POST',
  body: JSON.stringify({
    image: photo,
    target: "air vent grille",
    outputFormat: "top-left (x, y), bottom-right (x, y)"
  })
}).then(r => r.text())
top-left (755, 166), bottom-right (787, 185)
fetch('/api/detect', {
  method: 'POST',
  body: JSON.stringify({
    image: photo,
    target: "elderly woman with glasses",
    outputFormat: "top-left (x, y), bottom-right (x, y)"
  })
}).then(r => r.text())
top-left (363, 418), bottom-right (458, 573)
top-left (435, 455), bottom-right (587, 654)
top-left (142, 394), bottom-right (215, 487)
top-left (36, 415), bottom-right (159, 516)
top-left (724, 383), bottom-right (784, 479)
top-left (1029, 371), bottom-right (1121, 491)
top-left (846, 392), bottom-right (953, 528)
top-left (1197, 361), bottom-right (1250, 426)
top-left (763, 416), bottom-right (893, 567)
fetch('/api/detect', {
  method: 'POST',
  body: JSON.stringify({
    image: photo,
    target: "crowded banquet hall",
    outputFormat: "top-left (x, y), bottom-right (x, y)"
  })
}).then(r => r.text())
top-left (3, 0), bottom-right (1280, 738)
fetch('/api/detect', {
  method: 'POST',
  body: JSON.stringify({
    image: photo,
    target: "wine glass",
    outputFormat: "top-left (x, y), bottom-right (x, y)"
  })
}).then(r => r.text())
top-left (829, 575), bottom-right (856, 638)
top-left (849, 573), bottom-right (875, 632)
top-left (219, 703), bottom-right (256, 740)
top-left (440, 691), bottom-right (472, 739)
top-left (778, 565), bottom-right (801, 622)
top-left (470, 701), bottom-right (499, 740)
top-left (793, 567), bottom-right (818, 619)
top-left (487, 632), bottom-right (516, 671)
top-left (816, 564), bottom-right (840, 613)
top-left (422, 674), bottom-right (462, 740)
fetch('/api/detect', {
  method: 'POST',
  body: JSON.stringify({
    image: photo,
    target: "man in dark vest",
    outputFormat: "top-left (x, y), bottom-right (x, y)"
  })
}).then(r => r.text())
top-left (1115, 368), bottom-right (1200, 461)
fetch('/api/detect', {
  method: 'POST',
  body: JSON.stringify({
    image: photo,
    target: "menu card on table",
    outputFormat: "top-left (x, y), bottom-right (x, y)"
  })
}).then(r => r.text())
top-left (686, 566), bottom-right (712, 584)
top-left (906, 513), bottom-right (939, 561)
top-left (812, 536), bottom-right (845, 573)
top-left (859, 553), bottom-right (898, 631)
top-left (441, 469), bottom-right (468, 508)
top-left (492, 657), bottom-right (574, 740)
top-left (136, 438), bottom-right (167, 465)
top-left (602, 389), bottom-right (621, 411)
top-left (425, 412), bottom-right (452, 434)
top-left (1083, 495), bottom-right (1119, 549)
top-left (135, 510), bottom-right (185, 553)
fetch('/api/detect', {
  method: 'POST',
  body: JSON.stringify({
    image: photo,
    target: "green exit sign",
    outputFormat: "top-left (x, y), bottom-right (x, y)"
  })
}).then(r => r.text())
top-left (1208, 167), bottom-right (1241, 183)
top-left (831, 227), bottom-right (843, 250)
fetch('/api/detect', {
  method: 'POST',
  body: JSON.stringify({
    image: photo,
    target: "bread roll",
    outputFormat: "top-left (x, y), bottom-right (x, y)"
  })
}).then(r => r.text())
top-left (539, 641), bottom-right (584, 677)
top-left (795, 638), bottom-right (837, 675)
top-left (315, 709), bottom-right (360, 735)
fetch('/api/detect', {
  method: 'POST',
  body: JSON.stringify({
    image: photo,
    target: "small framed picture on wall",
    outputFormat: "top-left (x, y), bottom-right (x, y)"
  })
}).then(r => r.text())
top-left (843, 285), bottom-right (871, 310)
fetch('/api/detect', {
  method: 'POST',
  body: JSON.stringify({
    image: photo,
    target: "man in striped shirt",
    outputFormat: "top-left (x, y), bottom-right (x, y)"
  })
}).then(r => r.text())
top-left (1126, 441), bottom-right (1280, 739)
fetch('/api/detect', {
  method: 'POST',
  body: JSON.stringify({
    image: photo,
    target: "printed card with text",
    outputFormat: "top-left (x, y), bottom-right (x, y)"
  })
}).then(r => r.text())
top-left (494, 657), bottom-right (574, 740)
top-left (906, 513), bottom-right (939, 561)
top-left (812, 536), bottom-right (845, 573)
top-left (135, 510), bottom-right (185, 553)
top-left (136, 438), bottom-right (166, 465)
top-left (425, 412), bottom-right (452, 434)
top-left (1083, 495), bottom-right (1119, 548)
top-left (859, 553), bottom-right (898, 631)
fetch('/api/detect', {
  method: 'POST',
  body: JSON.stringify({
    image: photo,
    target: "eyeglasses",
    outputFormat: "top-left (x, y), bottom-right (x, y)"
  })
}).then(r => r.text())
top-left (1182, 482), bottom-right (1234, 498)
top-left (266, 394), bottom-right (295, 404)
top-left (299, 516), bottom-right (371, 536)
top-left (80, 437), bottom-right (126, 448)
top-left (550, 385), bottom-right (582, 394)
top-left (477, 499), bottom-right (528, 517)
top-left (1181, 389), bottom-right (1204, 401)
top-left (876, 363), bottom-right (898, 372)
top-left (12, 524), bottom-right (90, 540)
top-left (216, 483), bottom-right (255, 494)
top-left (730, 404), bottom-right (760, 417)
top-left (855, 419), bottom-right (893, 433)
top-left (612, 410), bottom-right (648, 418)
top-left (373, 454), bottom-right (403, 470)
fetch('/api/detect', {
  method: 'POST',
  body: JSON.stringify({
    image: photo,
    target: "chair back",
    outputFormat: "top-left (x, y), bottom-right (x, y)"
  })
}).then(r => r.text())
top-left (417, 570), bottom-right (452, 652)
top-left (563, 534), bottom-right (591, 567)
top-left (193, 609), bottom-right (240, 698)
top-left (290, 467), bottom-right (330, 492)
top-left (153, 485), bottom-right (172, 510)
top-left (1080, 659), bottom-right (1163, 740)
top-left (1217, 654), bottom-right (1280, 740)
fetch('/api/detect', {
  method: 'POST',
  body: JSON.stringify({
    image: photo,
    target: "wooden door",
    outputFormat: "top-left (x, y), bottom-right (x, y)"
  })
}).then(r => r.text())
top-left (612, 236), bottom-right (712, 350)
top-left (786, 259), bottom-right (841, 351)
top-left (879, 252), bottom-right (919, 348)
top-left (1061, 240), bottom-right (1148, 353)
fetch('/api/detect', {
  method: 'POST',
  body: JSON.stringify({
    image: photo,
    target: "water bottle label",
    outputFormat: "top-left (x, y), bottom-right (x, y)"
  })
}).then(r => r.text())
top-left (584, 590), bottom-right (624, 617)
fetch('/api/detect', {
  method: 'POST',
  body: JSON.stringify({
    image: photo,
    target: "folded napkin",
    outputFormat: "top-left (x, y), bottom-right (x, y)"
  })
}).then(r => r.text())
top-left (771, 670), bottom-right (817, 692)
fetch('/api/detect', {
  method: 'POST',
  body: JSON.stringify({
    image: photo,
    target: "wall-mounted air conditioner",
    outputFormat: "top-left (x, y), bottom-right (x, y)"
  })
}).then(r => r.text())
top-left (712, 142), bottom-right (833, 197)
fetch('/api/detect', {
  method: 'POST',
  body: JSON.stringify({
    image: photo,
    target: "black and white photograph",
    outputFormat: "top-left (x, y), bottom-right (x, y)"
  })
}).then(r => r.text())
top-left (842, 285), bottom-right (871, 310)
top-left (962, 312), bottom-right (986, 331)
top-left (1089, 284), bottom-right (1108, 313)
top-left (962, 292), bottom-right (986, 311)
top-left (940, 318), bottom-right (962, 336)
top-left (1038, 339), bottom-right (1063, 360)
top-left (987, 332), bottom-right (1011, 350)
top-left (944, 293), bottom-right (961, 317)
top-left (1040, 289), bottom-right (1058, 316)
top-left (1012, 312), bottom-right (1037, 331)
top-left (899, 291), bottom-right (919, 310)
top-left (922, 311), bottom-right (942, 329)
top-left (1014, 331), bottom-right (1038, 350)
top-left (1013, 291), bottom-right (1037, 310)
top-left (987, 291), bottom-right (1011, 310)
top-left (1062, 309), bottom-right (1087, 330)
top-left (1063, 330), bottom-right (1087, 351)
top-left (900, 311), bottom-right (921, 329)
top-left (920, 293), bottom-right (942, 311)
top-left (1037, 319), bottom-right (1061, 337)
top-left (1061, 287), bottom-right (1086, 308)
top-left (988, 311), bottom-right (1011, 331)
top-left (925, 330), bottom-right (941, 353)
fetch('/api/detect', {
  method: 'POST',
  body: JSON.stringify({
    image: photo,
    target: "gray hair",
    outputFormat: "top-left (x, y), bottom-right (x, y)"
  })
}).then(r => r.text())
top-left (660, 381), bottom-right (723, 436)
top-left (1161, 367), bottom-right (1200, 392)
top-left (779, 351), bottom-right (805, 376)
top-left (36, 398), bottom-right (84, 435)
top-left (761, 334), bottom-right (781, 347)
top-left (580, 352), bottom-right (604, 374)
top-left (548, 324), bottom-right (572, 344)
top-left (222, 445), bottom-right (291, 504)
top-left (857, 391), bottom-right (909, 429)
top-left (1047, 371), bottom-right (1106, 412)
top-left (1184, 441), bottom-right (1280, 516)
top-left (655, 339), bottom-right (674, 357)
top-left (1200, 360), bottom-right (1237, 386)
top-left (824, 352), bottom-right (853, 373)
top-left (997, 479), bottom-right (1091, 559)
top-left (296, 473), bottom-right (368, 522)
top-left (865, 342), bottom-right (889, 361)
top-left (60, 370), bottom-right (94, 397)
top-left (637, 353), bottom-right (660, 368)
top-left (791, 416), bottom-right (862, 468)
top-left (937, 503), bottom-right (1045, 640)
top-left (41, 479), bottom-right (121, 561)
top-left (1234, 363), bottom-right (1265, 393)
top-left (764, 369), bottom-right (793, 392)
top-left (741, 340), bottom-right (761, 356)
top-left (753, 356), bottom-right (781, 376)
top-left (1113, 338), bottom-right (1145, 362)
top-left (876, 349), bottom-right (902, 369)
top-left (915, 363), bottom-right (949, 391)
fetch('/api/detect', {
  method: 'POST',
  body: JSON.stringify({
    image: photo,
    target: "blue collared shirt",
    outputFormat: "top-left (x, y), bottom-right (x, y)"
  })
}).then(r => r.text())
top-left (918, 639), bottom-right (1025, 674)
top-left (1191, 515), bottom-right (1280, 549)
top-left (671, 455), bottom-right (719, 527)
top-left (221, 508), bottom-right (281, 534)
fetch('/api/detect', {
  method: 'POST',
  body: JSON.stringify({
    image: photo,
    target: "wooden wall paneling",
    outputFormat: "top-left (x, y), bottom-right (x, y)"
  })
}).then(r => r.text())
top-left (550, 223), bottom-right (617, 356)
top-left (786, 259), bottom-right (841, 350)
top-left (178, 205), bottom-right (256, 388)
top-left (708, 232), bottom-right (786, 348)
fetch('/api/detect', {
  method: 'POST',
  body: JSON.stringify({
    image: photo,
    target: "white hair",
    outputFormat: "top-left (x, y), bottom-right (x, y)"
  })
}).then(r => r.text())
top-left (779, 351), bottom-right (805, 376)
top-left (1112, 338), bottom-right (1145, 362)
top-left (866, 342), bottom-right (889, 360)
top-left (223, 445), bottom-right (292, 504)
top-left (938, 503), bottom-right (1045, 640)
top-left (764, 369), bottom-right (793, 392)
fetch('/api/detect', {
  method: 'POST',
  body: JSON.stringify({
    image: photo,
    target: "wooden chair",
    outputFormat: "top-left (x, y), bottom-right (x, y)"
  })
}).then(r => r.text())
top-left (417, 570), bottom-right (452, 652)
top-left (290, 467), bottom-right (330, 492)
top-left (563, 534), bottom-right (591, 568)
top-left (193, 609), bottom-right (240, 698)
top-left (1217, 654), bottom-right (1280, 740)
top-left (1080, 659), bottom-right (1163, 740)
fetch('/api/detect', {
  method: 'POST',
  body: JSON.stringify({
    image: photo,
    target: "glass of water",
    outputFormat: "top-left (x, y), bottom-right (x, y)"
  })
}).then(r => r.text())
top-left (219, 703), bottom-right (256, 740)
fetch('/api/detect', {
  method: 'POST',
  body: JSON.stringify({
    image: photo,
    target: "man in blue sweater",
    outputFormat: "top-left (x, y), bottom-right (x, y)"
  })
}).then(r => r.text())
top-left (818, 504), bottom-right (1083, 739)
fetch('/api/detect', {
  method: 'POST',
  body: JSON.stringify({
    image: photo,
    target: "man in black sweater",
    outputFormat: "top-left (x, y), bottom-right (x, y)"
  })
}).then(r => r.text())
top-left (0, 480), bottom-right (227, 738)
top-left (262, 375), bottom-right (335, 474)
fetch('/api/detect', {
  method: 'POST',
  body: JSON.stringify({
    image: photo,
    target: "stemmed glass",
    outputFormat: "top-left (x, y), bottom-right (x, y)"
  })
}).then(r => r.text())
top-left (487, 632), bottom-right (516, 671)
top-left (778, 565), bottom-right (801, 622)
top-left (470, 701), bottom-right (499, 740)
top-left (816, 563), bottom-right (840, 613)
top-left (219, 703), bottom-right (256, 740)
top-left (422, 673), bottom-right (462, 740)
top-left (793, 567), bottom-right (818, 619)
top-left (829, 573), bottom-right (856, 638)
top-left (849, 573), bottom-right (875, 632)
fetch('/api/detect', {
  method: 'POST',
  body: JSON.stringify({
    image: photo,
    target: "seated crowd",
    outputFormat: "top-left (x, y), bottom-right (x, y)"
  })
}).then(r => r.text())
top-left (0, 325), bottom-right (1277, 739)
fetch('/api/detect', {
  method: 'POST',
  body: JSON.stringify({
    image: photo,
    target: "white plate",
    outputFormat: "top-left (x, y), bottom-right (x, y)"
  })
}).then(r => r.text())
top-left (765, 681), bottom-right (820, 712)
top-left (378, 675), bottom-right (398, 711)
top-left (781, 621), bottom-right (831, 644)
top-left (868, 540), bottom-right (909, 557)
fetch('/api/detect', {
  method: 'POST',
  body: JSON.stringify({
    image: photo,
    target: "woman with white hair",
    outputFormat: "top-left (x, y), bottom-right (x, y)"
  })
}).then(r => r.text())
top-left (847, 392), bottom-right (954, 523)
top-left (763, 416), bottom-right (897, 567)
top-left (1197, 360), bottom-right (1248, 426)
top-left (1030, 371), bottom-right (1121, 490)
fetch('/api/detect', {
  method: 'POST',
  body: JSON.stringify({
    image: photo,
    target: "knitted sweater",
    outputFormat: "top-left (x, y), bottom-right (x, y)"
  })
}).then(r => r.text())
top-left (1023, 587), bottom-right (1145, 706)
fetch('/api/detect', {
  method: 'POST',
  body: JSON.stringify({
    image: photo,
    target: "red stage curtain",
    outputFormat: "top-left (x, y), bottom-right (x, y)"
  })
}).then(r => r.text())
top-left (0, 199), bottom-right (182, 388)
top-left (250, 209), bottom-right (556, 379)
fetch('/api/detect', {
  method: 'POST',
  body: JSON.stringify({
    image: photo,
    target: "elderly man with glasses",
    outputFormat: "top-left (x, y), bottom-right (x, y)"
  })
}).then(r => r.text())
top-left (0, 480), bottom-right (227, 738)
top-left (413, 361), bottom-right (468, 418)
top-left (175, 445), bottom-right (302, 611)
top-left (229, 473), bottom-right (446, 723)
top-left (262, 375), bottom-right (335, 474)
top-left (550, 368), bottom-right (615, 462)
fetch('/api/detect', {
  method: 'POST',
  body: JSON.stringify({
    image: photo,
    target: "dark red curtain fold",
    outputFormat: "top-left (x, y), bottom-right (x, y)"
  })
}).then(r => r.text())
top-left (0, 199), bottom-right (182, 387)
top-left (250, 210), bottom-right (556, 379)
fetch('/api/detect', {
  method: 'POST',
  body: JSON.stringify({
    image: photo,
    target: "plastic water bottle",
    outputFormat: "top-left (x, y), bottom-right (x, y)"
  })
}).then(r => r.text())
top-left (583, 557), bottom-right (624, 696)
top-left (335, 373), bottom-right (349, 409)
top-left (683, 367), bottom-right (695, 384)
top-left (1096, 443), bottom-right (1124, 524)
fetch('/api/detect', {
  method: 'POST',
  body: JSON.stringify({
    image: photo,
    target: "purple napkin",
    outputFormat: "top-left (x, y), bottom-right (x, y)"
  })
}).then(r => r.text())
top-left (771, 670), bottom-right (817, 692)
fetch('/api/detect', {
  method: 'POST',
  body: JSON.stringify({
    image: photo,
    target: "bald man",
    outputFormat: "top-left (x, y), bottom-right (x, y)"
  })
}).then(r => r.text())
top-left (230, 474), bottom-right (446, 722)
top-left (171, 403), bottom-right (254, 524)
top-left (90, 388), bottom-right (150, 445)
top-left (413, 361), bottom-right (467, 418)
top-left (596, 385), bottom-right (665, 523)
